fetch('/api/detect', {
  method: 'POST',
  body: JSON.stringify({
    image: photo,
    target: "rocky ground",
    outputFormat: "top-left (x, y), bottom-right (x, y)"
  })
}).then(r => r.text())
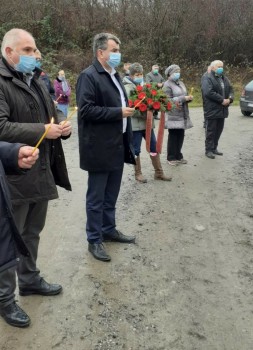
top-left (1, 106), bottom-right (253, 350)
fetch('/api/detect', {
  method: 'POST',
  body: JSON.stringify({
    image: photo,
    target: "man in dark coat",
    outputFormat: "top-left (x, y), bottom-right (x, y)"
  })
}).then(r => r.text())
top-left (202, 60), bottom-right (234, 159)
top-left (76, 32), bottom-right (136, 262)
top-left (0, 142), bottom-right (39, 327)
top-left (35, 49), bottom-right (55, 100)
top-left (0, 28), bottom-right (72, 326)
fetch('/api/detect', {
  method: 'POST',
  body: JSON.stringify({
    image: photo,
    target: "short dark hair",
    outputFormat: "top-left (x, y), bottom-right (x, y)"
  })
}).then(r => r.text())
top-left (93, 33), bottom-right (121, 57)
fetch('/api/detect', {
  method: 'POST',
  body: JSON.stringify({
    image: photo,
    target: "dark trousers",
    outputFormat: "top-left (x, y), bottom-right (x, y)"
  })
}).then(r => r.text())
top-left (205, 118), bottom-right (225, 153)
top-left (86, 167), bottom-right (124, 243)
top-left (0, 201), bottom-right (48, 308)
top-left (167, 129), bottom-right (185, 161)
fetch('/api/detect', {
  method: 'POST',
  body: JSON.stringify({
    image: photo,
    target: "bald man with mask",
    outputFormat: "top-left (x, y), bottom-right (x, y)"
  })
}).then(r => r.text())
top-left (0, 28), bottom-right (72, 327)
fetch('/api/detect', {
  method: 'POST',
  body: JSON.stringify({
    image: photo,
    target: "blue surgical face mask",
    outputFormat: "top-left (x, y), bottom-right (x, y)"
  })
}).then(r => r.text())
top-left (35, 60), bottom-right (42, 69)
top-left (133, 77), bottom-right (143, 84)
top-left (107, 52), bottom-right (121, 68)
top-left (14, 55), bottom-right (37, 74)
top-left (216, 67), bottom-right (223, 75)
top-left (172, 72), bottom-right (180, 81)
top-left (153, 69), bottom-right (159, 75)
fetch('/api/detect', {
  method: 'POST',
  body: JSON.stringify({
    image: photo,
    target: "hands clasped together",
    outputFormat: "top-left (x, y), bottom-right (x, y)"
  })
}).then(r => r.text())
top-left (44, 120), bottom-right (72, 138)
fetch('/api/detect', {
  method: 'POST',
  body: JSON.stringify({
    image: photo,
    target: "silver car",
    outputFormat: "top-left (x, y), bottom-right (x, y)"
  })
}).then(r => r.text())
top-left (240, 80), bottom-right (253, 116)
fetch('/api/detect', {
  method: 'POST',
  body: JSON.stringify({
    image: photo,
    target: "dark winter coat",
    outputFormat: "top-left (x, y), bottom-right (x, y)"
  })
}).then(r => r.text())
top-left (40, 72), bottom-right (55, 100)
top-left (202, 71), bottom-right (234, 119)
top-left (0, 59), bottom-right (71, 205)
top-left (0, 142), bottom-right (29, 273)
top-left (76, 59), bottom-right (135, 172)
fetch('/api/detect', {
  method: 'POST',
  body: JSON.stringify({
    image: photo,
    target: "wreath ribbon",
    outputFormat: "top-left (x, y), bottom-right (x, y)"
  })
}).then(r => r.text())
top-left (145, 111), bottom-right (165, 154)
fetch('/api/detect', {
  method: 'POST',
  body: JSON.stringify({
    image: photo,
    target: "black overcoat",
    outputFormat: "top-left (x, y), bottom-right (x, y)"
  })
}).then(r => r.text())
top-left (0, 59), bottom-right (71, 205)
top-left (76, 59), bottom-right (135, 172)
top-left (0, 142), bottom-right (29, 273)
top-left (202, 71), bottom-right (234, 120)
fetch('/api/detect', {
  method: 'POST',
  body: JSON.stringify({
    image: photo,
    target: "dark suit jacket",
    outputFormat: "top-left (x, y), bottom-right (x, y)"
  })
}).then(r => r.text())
top-left (76, 59), bottom-right (135, 172)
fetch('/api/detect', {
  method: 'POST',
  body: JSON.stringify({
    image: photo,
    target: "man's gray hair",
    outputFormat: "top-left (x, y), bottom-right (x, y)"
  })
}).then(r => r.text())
top-left (93, 33), bottom-right (121, 57)
top-left (210, 60), bottom-right (223, 67)
top-left (129, 63), bottom-right (143, 76)
top-left (1, 28), bottom-right (33, 58)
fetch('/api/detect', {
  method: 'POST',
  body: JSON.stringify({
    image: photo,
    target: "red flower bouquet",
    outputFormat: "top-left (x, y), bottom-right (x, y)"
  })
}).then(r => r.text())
top-left (128, 83), bottom-right (174, 154)
top-left (128, 83), bottom-right (173, 112)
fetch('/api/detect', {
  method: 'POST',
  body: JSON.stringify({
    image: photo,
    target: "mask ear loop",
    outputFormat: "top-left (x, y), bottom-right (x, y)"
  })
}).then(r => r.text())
top-left (8, 48), bottom-right (19, 68)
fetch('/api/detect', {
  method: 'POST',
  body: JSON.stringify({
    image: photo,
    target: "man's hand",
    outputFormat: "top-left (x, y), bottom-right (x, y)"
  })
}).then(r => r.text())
top-left (59, 120), bottom-right (72, 136)
top-left (122, 107), bottom-right (135, 118)
top-left (222, 99), bottom-right (230, 106)
top-left (45, 123), bottom-right (63, 139)
top-left (18, 146), bottom-right (39, 169)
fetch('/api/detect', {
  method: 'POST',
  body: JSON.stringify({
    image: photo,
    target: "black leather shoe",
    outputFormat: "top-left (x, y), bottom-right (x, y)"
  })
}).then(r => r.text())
top-left (103, 230), bottom-right (136, 243)
top-left (0, 302), bottom-right (30, 328)
top-left (19, 278), bottom-right (62, 296)
top-left (88, 243), bottom-right (111, 262)
top-left (205, 152), bottom-right (215, 159)
top-left (213, 149), bottom-right (223, 156)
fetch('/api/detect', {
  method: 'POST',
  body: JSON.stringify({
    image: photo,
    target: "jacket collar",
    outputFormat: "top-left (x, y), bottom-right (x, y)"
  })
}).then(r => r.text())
top-left (93, 58), bottom-right (107, 73)
top-left (93, 58), bottom-right (120, 77)
top-left (0, 57), bottom-right (24, 80)
top-left (0, 58), bottom-right (39, 83)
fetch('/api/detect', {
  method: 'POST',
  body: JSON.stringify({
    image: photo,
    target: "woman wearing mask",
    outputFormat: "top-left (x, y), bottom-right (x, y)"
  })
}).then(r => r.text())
top-left (54, 70), bottom-right (71, 117)
top-left (123, 63), bottom-right (171, 183)
top-left (163, 64), bottom-right (193, 166)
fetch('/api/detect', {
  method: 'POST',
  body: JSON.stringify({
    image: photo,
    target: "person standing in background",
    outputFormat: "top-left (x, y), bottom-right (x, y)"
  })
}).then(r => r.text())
top-left (163, 64), bottom-right (193, 166)
top-left (54, 70), bottom-right (71, 117)
top-left (146, 64), bottom-right (165, 88)
top-left (146, 64), bottom-right (165, 120)
top-left (123, 62), bottom-right (131, 77)
top-left (202, 60), bottom-right (234, 159)
top-left (34, 49), bottom-right (55, 100)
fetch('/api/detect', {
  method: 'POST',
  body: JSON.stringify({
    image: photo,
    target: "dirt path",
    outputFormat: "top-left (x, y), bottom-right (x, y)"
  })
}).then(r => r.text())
top-left (1, 106), bottom-right (253, 350)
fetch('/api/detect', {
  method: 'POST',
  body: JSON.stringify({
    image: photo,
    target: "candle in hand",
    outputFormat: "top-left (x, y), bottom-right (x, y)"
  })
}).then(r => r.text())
top-left (134, 97), bottom-right (146, 109)
top-left (32, 117), bottom-right (54, 154)
top-left (62, 107), bottom-right (78, 126)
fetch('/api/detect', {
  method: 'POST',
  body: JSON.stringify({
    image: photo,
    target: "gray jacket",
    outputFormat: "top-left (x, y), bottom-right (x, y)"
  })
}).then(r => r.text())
top-left (163, 79), bottom-right (193, 129)
top-left (145, 71), bottom-right (164, 85)
top-left (123, 77), bottom-right (155, 131)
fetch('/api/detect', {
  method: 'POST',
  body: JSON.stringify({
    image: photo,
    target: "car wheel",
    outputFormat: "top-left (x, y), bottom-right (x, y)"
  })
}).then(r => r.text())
top-left (241, 110), bottom-right (252, 116)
